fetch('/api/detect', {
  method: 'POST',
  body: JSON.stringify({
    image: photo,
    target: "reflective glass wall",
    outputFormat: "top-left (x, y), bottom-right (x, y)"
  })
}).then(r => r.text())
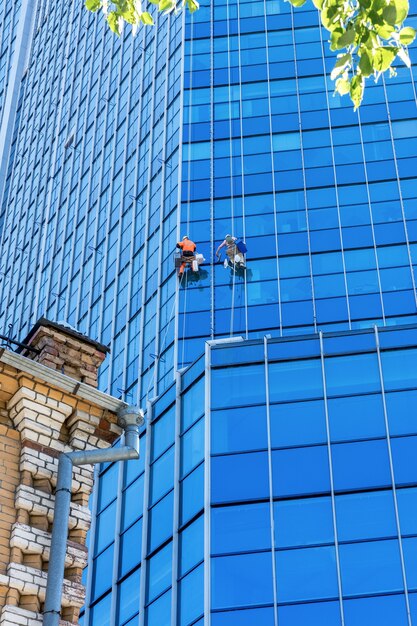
top-left (87, 325), bottom-right (417, 625)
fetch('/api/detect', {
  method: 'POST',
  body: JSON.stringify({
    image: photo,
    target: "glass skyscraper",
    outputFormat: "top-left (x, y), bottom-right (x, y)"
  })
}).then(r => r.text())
top-left (1, 0), bottom-right (417, 624)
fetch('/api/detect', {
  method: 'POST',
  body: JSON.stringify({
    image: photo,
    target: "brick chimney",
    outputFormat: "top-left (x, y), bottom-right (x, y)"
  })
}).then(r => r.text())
top-left (19, 318), bottom-right (109, 388)
top-left (0, 319), bottom-right (122, 626)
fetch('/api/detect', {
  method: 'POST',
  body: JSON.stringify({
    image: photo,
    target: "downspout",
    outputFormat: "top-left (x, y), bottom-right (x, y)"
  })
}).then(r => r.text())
top-left (43, 405), bottom-right (145, 626)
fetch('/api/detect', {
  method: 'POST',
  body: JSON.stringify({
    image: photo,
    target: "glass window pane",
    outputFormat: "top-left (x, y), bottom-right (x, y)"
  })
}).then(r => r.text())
top-left (332, 440), bottom-right (391, 491)
top-left (181, 463), bottom-right (204, 525)
top-left (179, 515), bottom-right (204, 577)
top-left (146, 589), bottom-right (171, 626)
top-left (147, 542), bottom-right (172, 603)
top-left (343, 594), bottom-right (409, 626)
top-left (124, 434), bottom-right (146, 487)
top-left (90, 594), bottom-right (112, 626)
top-left (98, 464), bottom-right (119, 511)
top-left (328, 394), bottom-right (385, 442)
top-left (179, 564), bottom-right (204, 626)
top-left (95, 501), bottom-right (117, 555)
top-left (276, 545), bottom-right (338, 603)
top-left (270, 399), bottom-right (327, 447)
top-left (118, 569), bottom-right (140, 624)
top-left (212, 552), bottom-right (274, 610)
top-left (269, 359), bottom-right (323, 402)
top-left (212, 365), bottom-right (266, 409)
top-left (278, 601), bottom-right (341, 626)
top-left (274, 496), bottom-right (334, 548)
top-left (92, 544), bottom-right (114, 601)
top-left (212, 452), bottom-right (269, 503)
top-left (212, 502), bottom-right (271, 555)
top-left (181, 417), bottom-right (205, 477)
top-left (120, 519), bottom-right (143, 578)
top-left (397, 487), bottom-right (417, 535)
top-left (391, 436), bottom-right (417, 485)
top-left (381, 348), bottom-right (417, 390)
top-left (335, 490), bottom-right (396, 542)
top-left (324, 353), bottom-right (380, 396)
top-left (148, 491), bottom-right (174, 553)
top-left (122, 474), bottom-right (145, 531)
top-left (386, 390), bottom-right (417, 436)
top-left (212, 607), bottom-right (275, 625)
top-left (211, 405), bottom-right (268, 454)
top-left (339, 540), bottom-right (404, 596)
top-left (272, 446), bottom-right (330, 497)
top-left (182, 377), bottom-right (205, 431)
top-left (150, 446), bottom-right (175, 504)
top-left (403, 537), bottom-right (417, 589)
top-left (152, 408), bottom-right (175, 461)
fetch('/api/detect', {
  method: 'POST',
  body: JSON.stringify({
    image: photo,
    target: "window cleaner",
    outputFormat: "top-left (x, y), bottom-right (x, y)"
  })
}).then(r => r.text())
top-left (175, 236), bottom-right (204, 277)
top-left (216, 234), bottom-right (247, 270)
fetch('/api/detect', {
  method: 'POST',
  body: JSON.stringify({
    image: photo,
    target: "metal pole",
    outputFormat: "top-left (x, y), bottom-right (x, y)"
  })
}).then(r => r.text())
top-left (43, 406), bottom-right (144, 626)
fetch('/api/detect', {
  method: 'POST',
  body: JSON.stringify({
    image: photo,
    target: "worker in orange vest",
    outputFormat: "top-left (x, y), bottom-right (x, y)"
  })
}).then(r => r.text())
top-left (176, 236), bottom-right (197, 277)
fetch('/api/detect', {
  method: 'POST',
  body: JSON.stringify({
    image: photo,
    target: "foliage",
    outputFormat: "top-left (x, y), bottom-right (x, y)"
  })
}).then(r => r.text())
top-left (85, 0), bottom-right (415, 109)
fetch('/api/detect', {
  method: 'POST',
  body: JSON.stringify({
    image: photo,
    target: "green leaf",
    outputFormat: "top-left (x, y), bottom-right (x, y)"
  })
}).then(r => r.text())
top-left (85, 0), bottom-right (101, 10)
top-left (335, 77), bottom-right (351, 95)
top-left (140, 11), bottom-right (154, 24)
top-left (359, 49), bottom-right (373, 76)
top-left (372, 46), bottom-right (398, 71)
top-left (286, 0), bottom-right (307, 6)
top-left (399, 26), bottom-right (416, 45)
top-left (397, 46), bottom-right (411, 67)
top-left (186, 0), bottom-right (199, 12)
top-left (350, 75), bottom-right (365, 110)
top-left (392, 0), bottom-right (409, 24)
top-left (321, 5), bottom-right (341, 31)
top-left (312, 0), bottom-right (324, 8)
top-left (375, 20), bottom-right (395, 38)
top-left (159, 0), bottom-right (174, 10)
top-left (330, 53), bottom-right (351, 80)
top-left (383, 3), bottom-right (398, 25)
top-left (107, 12), bottom-right (121, 34)
top-left (337, 24), bottom-right (356, 48)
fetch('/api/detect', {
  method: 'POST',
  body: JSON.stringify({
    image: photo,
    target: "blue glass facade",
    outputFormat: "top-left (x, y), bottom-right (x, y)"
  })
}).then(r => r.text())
top-left (1, 0), bottom-right (417, 624)
top-left (84, 326), bottom-right (417, 625)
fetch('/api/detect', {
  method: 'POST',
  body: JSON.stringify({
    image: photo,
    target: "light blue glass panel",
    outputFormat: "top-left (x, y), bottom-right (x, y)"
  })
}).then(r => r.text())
top-left (272, 446), bottom-right (330, 497)
top-left (179, 564), bottom-right (204, 626)
top-left (403, 537), bottom-right (417, 589)
top-left (92, 544), bottom-right (114, 601)
top-left (212, 552), bottom-right (274, 610)
top-left (270, 399), bottom-right (327, 447)
top-left (181, 462), bottom-right (204, 524)
top-left (122, 474), bottom-right (144, 531)
top-left (211, 365), bottom-right (266, 409)
top-left (98, 464), bottom-right (118, 511)
top-left (148, 491), bottom-right (174, 553)
top-left (212, 502), bottom-right (271, 554)
top-left (276, 546), bottom-right (338, 603)
top-left (391, 436), bottom-right (417, 485)
top-left (269, 359), bottom-right (323, 402)
top-left (90, 593), bottom-right (112, 626)
top-left (182, 377), bottom-right (205, 431)
top-left (274, 496), bottom-right (334, 548)
top-left (335, 490), bottom-right (396, 541)
top-left (386, 390), bottom-right (417, 436)
top-left (95, 501), bottom-right (117, 555)
top-left (151, 407), bottom-right (175, 461)
top-left (147, 542), bottom-right (172, 603)
top-left (343, 594), bottom-right (408, 626)
top-left (120, 518), bottom-right (142, 578)
top-left (324, 353), bottom-right (380, 396)
top-left (181, 417), bottom-right (204, 477)
top-left (327, 394), bottom-right (385, 441)
top-left (339, 540), bottom-right (404, 596)
top-left (212, 452), bottom-right (269, 503)
top-left (212, 607), bottom-right (275, 625)
top-left (397, 487), bottom-right (417, 535)
top-left (146, 589), bottom-right (171, 626)
top-left (179, 514), bottom-right (204, 576)
top-left (124, 434), bottom-right (146, 487)
top-left (150, 446), bottom-right (175, 504)
top-left (381, 348), bottom-right (417, 390)
top-left (118, 568), bottom-right (140, 625)
top-left (332, 439), bottom-right (391, 491)
top-left (278, 601), bottom-right (342, 626)
top-left (211, 405), bottom-right (268, 454)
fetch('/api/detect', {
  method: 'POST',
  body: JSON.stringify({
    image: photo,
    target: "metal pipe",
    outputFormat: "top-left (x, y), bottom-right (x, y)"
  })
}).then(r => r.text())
top-left (43, 406), bottom-right (144, 626)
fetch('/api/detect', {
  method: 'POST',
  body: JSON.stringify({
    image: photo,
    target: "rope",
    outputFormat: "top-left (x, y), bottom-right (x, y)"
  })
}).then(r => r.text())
top-left (146, 270), bottom-right (185, 401)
